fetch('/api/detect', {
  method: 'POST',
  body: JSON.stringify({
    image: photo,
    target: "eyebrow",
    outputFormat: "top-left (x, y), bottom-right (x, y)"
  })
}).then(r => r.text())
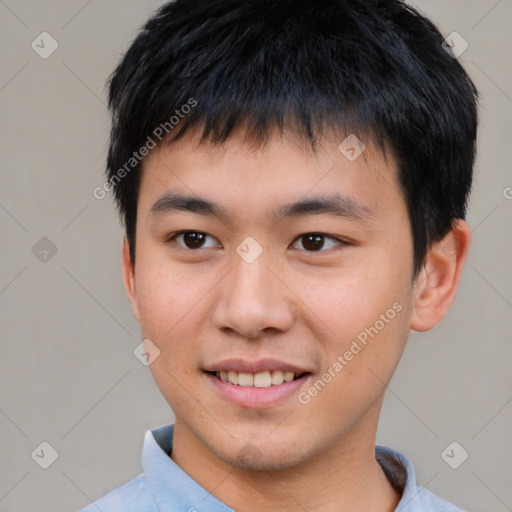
top-left (149, 191), bottom-right (375, 223)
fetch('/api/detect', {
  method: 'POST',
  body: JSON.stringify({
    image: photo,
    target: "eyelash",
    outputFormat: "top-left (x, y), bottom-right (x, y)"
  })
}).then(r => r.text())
top-left (165, 231), bottom-right (348, 252)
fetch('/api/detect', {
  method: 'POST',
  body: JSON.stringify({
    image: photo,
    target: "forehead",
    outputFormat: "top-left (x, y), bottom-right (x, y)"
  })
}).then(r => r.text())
top-left (137, 127), bottom-right (404, 228)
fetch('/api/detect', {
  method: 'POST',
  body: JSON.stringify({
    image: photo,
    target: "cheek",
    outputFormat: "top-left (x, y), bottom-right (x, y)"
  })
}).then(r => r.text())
top-left (294, 257), bottom-right (409, 340)
top-left (299, 301), bottom-right (410, 431)
top-left (134, 253), bottom-right (207, 338)
top-left (294, 259), bottom-right (412, 395)
top-left (133, 253), bottom-right (220, 384)
top-left (134, 259), bottom-right (211, 408)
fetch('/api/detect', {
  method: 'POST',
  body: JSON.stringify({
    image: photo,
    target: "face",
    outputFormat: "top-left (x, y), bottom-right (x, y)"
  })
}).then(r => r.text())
top-left (124, 127), bottom-right (416, 471)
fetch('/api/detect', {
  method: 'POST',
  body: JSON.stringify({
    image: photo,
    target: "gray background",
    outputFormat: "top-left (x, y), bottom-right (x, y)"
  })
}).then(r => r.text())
top-left (1, 1), bottom-right (511, 511)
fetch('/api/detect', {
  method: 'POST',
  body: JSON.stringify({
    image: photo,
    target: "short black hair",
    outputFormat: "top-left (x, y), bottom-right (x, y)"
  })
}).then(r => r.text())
top-left (106, 0), bottom-right (478, 278)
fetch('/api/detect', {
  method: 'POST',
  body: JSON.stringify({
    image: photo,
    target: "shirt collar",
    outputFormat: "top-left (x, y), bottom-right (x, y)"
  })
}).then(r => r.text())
top-left (376, 444), bottom-right (431, 512)
top-left (142, 423), bottom-right (431, 512)
top-left (142, 423), bottom-right (234, 512)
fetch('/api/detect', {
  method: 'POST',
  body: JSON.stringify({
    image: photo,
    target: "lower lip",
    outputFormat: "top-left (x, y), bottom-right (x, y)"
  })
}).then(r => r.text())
top-left (205, 373), bottom-right (311, 408)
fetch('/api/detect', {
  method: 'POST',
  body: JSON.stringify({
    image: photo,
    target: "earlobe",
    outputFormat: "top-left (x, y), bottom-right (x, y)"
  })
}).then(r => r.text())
top-left (410, 220), bottom-right (471, 332)
top-left (121, 237), bottom-right (141, 322)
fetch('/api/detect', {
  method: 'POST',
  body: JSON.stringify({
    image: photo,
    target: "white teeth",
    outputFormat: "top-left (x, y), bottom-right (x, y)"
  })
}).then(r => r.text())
top-left (238, 372), bottom-right (254, 386)
top-left (254, 371), bottom-right (272, 388)
top-left (214, 369), bottom-right (304, 387)
top-left (284, 371), bottom-right (294, 382)
top-left (271, 370), bottom-right (285, 385)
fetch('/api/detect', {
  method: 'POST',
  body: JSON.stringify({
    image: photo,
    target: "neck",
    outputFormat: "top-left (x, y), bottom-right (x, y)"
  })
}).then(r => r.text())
top-left (171, 412), bottom-right (400, 512)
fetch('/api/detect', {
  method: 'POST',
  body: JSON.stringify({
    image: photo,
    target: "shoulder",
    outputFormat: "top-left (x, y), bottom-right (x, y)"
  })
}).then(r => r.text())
top-left (375, 445), bottom-right (466, 512)
top-left (78, 473), bottom-right (158, 512)
top-left (415, 486), bottom-right (467, 512)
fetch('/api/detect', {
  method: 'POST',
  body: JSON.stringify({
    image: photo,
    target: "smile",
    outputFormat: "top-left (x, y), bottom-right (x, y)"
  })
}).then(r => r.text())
top-left (205, 370), bottom-right (312, 408)
top-left (209, 370), bottom-right (308, 388)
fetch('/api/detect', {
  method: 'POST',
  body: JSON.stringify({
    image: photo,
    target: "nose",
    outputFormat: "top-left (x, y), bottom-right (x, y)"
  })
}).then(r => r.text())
top-left (212, 250), bottom-right (295, 340)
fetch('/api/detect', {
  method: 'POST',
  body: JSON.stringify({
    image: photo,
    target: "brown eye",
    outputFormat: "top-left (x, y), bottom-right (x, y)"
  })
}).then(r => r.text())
top-left (182, 232), bottom-right (207, 249)
top-left (292, 233), bottom-right (344, 252)
top-left (168, 231), bottom-right (220, 249)
top-left (302, 234), bottom-right (325, 251)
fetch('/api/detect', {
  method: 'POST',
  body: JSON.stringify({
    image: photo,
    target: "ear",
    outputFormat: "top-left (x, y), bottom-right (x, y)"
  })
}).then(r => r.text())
top-left (410, 219), bottom-right (471, 332)
top-left (121, 236), bottom-right (141, 322)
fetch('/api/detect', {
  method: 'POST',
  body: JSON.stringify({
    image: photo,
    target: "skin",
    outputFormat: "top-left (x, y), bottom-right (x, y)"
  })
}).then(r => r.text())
top-left (122, 126), bottom-right (471, 512)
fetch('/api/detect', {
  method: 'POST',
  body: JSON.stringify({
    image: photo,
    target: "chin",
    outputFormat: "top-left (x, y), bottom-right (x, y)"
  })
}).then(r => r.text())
top-left (205, 433), bottom-right (311, 473)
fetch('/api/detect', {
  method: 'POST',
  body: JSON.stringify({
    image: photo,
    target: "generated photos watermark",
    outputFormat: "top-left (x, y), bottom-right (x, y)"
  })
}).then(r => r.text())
top-left (298, 301), bottom-right (403, 405)
top-left (93, 97), bottom-right (197, 200)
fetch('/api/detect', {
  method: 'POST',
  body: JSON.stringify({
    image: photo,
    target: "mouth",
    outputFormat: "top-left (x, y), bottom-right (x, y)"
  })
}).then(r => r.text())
top-left (203, 358), bottom-right (314, 407)
top-left (205, 369), bottom-right (310, 388)
top-left (204, 367), bottom-right (312, 408)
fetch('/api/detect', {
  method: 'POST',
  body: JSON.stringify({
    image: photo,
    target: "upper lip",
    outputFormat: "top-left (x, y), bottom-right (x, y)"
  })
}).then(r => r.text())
top-left (204, 358), bottom-right (312, 374)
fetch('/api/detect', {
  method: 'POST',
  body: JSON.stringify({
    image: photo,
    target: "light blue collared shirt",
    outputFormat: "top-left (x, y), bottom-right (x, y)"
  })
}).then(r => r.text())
top-left (79, 423), bottom-right (465, 512)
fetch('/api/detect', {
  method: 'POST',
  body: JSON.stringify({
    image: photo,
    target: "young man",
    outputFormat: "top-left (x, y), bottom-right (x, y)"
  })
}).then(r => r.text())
top-left (82, 0), bottom-right (478, 510)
